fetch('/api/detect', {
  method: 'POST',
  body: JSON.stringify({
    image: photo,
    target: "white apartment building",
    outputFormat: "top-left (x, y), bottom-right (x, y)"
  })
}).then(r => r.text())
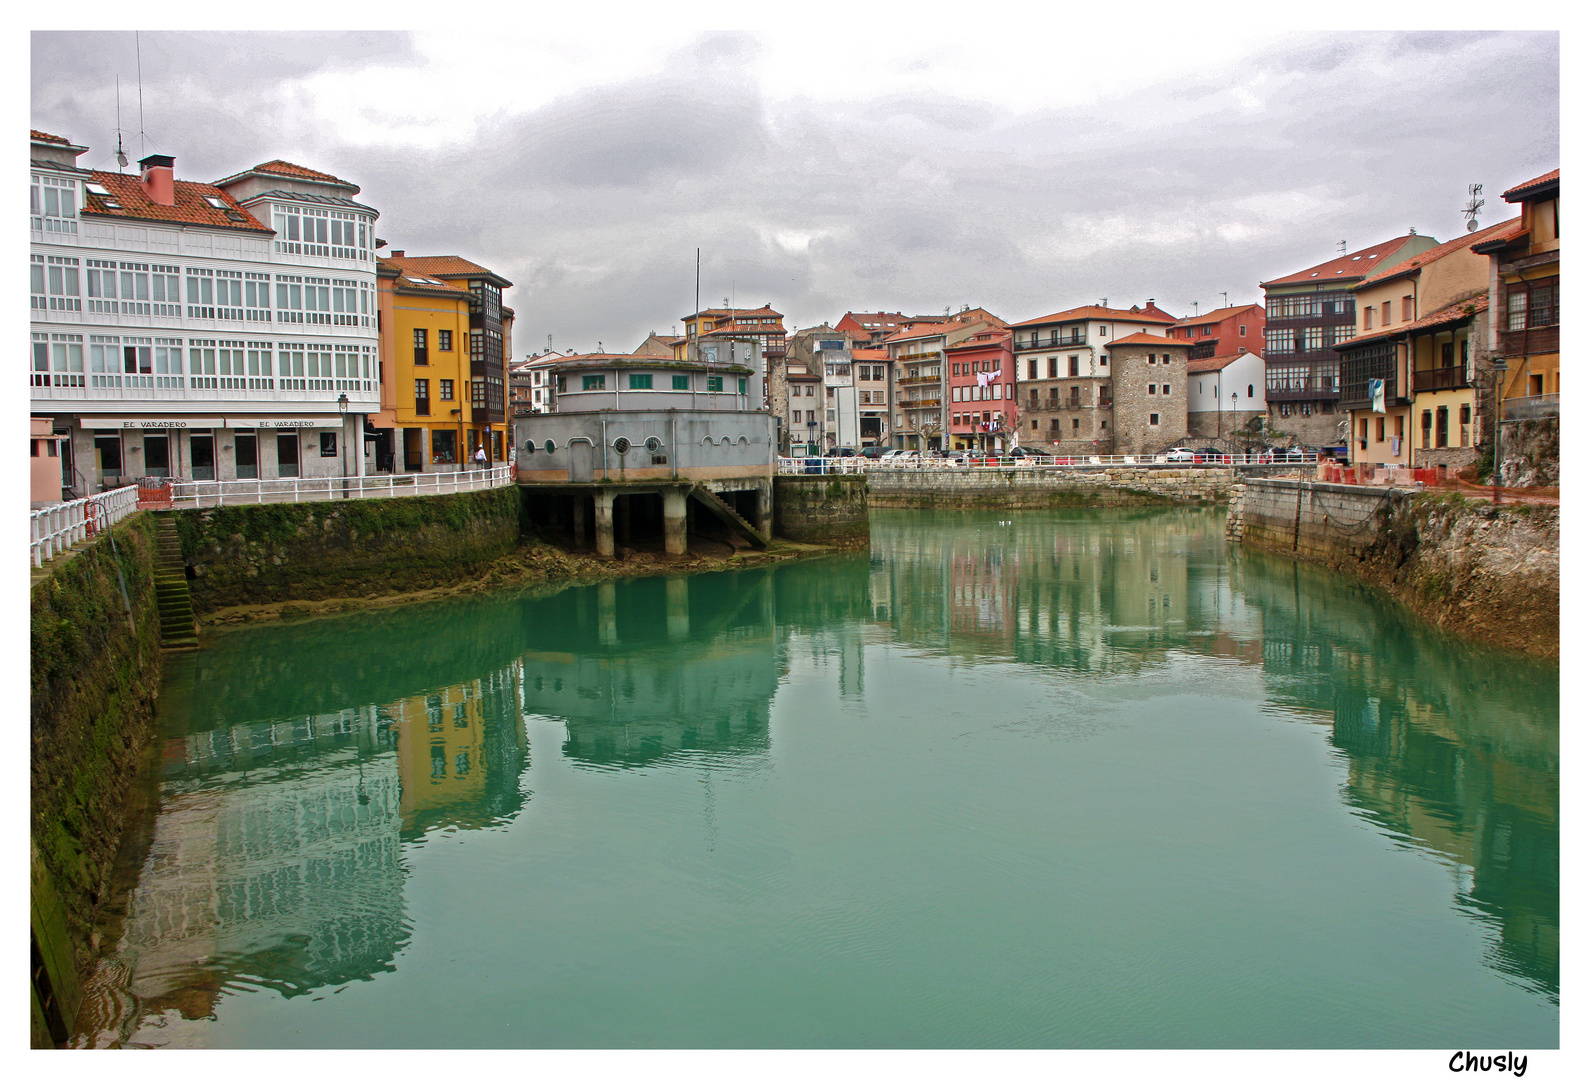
top-left (29, 130), bottom-right (381, 497)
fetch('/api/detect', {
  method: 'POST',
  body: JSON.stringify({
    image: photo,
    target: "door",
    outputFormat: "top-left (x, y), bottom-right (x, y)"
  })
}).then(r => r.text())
top-left (276, 432), bottom-right (300, 478)
top-left (403, 428), bottom-right (424, 472)
top-left (143, 434), bottom-right (170, 477)
top-left (567, 439), bottom-right (594, 483)
top-left (235, 433), bottom-right (258, 479)
top-left (190, 433), bottom-right (215, 481)
top-left (372, 429), bottom-right (394, 473)
top-left (95, 436), bottom-right (123, 486)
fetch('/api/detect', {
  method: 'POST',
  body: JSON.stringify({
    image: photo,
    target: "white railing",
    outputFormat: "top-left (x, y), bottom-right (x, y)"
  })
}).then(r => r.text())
top-left (778, 452), bottom-right (1319, 474)
top-left (169, 464), bottom-right (515, 508)
top-left (30, 485), bottom-right (140, 567)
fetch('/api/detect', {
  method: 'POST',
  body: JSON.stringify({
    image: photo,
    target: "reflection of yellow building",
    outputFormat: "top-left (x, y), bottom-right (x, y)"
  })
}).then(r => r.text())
top-left (373, 253), bottom-right (513, 474)
top-left (389, 675), bottom-right (523, 833)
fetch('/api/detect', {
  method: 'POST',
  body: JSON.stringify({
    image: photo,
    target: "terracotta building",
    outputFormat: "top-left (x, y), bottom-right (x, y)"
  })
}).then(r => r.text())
top-left (944, 328), bottom-right (1015, 452)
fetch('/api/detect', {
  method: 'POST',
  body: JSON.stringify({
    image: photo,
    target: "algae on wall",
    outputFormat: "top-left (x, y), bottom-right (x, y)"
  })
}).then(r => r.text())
top-left (175, 487), bottom-right (525, 612)
top-left (30, 513), bottom-right (163, 1004)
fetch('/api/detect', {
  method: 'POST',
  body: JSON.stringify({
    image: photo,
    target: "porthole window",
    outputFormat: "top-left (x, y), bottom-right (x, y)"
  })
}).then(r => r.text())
top-left (524, 440), bottom-right (536, 453)
top-left (613, 436), bottom-right (631, 454)
top-left (644, 436), bottom-right (662, 453)
top-left (543, 440), bottom-right (556, 455)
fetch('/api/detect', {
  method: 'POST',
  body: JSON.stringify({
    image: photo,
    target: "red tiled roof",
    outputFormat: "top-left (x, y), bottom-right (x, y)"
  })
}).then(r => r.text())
top-left (1170, 304), bottom-right (1262, 328)
top-left (1188, 352), bottom-right (1250, 374)
top-left (945, 331), bottom-right (1012, 352)
top-left (1261, 235), bottom-right (1428, 288)
top-left (1108, 332), bottom-right (1190, 347)
top-left (250, 159), bottom-right (350, 184)
top-left (380, 258), bottom-right (470, 294)
top-left (388, 254), bottom-right (491, 277)
top-left (1332, 291), bottom-right (1489, 350)
top-left (81, 170), bottom-right (272, 233)
top-left (1360, 218), bottom-right (1520, 285)
top-left (684, 304), bottom-right (783, 320)
top-left (1503, 169), bottom-right (1559, 201)
top-left (32, 130), bottom-right (69, 144)
top-left (851, 348), bottom-right (888, 359)
top-left (1009, 304), bottom-right (1176, 328)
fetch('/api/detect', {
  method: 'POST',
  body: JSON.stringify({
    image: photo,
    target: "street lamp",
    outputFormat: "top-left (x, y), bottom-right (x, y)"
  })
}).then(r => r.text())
top-left (1231, 392), bottom-right (1238, 455)
top-left (337, 392), bottom-right (349, 498)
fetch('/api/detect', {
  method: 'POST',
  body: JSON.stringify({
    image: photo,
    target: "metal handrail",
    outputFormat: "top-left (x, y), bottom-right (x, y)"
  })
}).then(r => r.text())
top-left (30, 485), bottom-right (140, 567)
top-left (168, 464), bottom-right (516, 508)
top-left (776, 453), bottom-right (1317, 474)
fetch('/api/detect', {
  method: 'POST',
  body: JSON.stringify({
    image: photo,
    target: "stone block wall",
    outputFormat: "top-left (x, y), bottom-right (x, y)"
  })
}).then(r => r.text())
top-left (1187, 409), bottom-right (1267, 441)
top-left (175, 486), bottom-right (524, 612)
top-left (1110, 344), bottom-right (1189, 456)
top-left (774, 475), bottom-right (870, 545)
top-left (865, 466), bottom-right (1237, 508)
top-left (1238, 477), bottom-right (1407, 562)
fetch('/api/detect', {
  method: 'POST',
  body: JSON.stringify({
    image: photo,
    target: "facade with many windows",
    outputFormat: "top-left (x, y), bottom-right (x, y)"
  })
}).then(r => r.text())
top-left (1259, 233), bottom-right (1437, 447)
top-left (373, 253), bottom-right (514, 472)
top-left (30, 130), bottom-right (380, 494)
top-left (1473, 169), bottom-right (1560, 427)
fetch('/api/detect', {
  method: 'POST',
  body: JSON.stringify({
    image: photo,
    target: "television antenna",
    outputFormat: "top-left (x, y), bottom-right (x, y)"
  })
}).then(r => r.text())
top-left (1220, 291), bottom-right (1229, 308)
top-left (1336, 240), bottom-right (1347, 256)
top-left (1463, 183), bottom-right (1485, 233)
top-left (114, 76), bottom-right (129, 168)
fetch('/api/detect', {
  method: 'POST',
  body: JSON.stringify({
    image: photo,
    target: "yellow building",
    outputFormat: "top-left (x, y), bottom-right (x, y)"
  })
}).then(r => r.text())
top-left (373, 253), bottom-right (513, 472)
top-left (1474, 170), bottom-right (1559, 414)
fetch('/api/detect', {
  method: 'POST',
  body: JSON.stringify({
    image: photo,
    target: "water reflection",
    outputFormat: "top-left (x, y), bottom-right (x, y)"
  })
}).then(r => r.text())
top-left (120, 506), bottom-right (1556, 1042)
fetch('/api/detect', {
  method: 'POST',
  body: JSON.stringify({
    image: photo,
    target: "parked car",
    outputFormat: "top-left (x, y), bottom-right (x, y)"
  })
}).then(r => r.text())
top-left (1194, 447), bottom-right (1227, 463)
top-left (1009, 447), bottom-right (1052, 464)
top-left (1279, 446), bottom-right (1313, 462)
top-left (1163, 447), bottom-right (1197, 462)
top-left (859, 445), bottom-right (888, 459)
top-left (833, 446), bottom-right (858, 457)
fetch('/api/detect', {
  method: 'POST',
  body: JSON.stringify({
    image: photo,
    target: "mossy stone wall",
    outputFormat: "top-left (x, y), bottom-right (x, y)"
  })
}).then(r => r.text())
top-left (175, 487), bottom-right (524, 612)
top-left (30, 512), bottom-right (163, 1037)
top-left (774, 475), bottom-right (870, 545)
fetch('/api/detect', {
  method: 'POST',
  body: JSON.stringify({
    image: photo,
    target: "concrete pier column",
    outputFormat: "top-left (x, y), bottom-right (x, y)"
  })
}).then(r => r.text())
top-left (572, 495), bottom-right (586, 547)
top-left (594, 490), bottom-right (615, 558)
top-left (753, 478), bottom-right (773, 540)
top-left (665, 576), bottom-right (690, 640)
top-left (663, 486), bottom-right (689, 555)
top-left (597, 580), bottom-right (618, 647)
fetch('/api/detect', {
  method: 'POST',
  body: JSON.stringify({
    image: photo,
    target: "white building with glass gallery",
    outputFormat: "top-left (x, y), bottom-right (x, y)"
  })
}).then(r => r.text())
top-left (29, 129), bottom-right (381, 498)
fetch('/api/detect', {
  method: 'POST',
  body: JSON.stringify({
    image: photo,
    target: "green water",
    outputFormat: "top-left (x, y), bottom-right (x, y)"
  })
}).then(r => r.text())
top-left (118, 507), bottom-right (1558, 1048)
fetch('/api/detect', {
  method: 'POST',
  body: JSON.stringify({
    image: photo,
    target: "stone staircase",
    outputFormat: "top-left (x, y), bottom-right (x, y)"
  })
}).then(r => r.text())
top-left (151, 513), bottom-right (199, 650)
top-left (687, 485), bottom-right (768, 548)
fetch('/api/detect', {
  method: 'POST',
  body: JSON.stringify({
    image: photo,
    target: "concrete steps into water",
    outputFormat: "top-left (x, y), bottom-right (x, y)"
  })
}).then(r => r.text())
top-left (688, 485), bottom-right (767, 548)
top-left (151, 513), bottom-right (199, 650)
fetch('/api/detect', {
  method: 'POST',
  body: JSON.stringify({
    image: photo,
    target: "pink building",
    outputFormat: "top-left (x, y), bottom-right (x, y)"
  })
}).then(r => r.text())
top-left (945, 328), bottom-right (1016, 451)
top-left (1167, 303), bottom-right (1264, 363)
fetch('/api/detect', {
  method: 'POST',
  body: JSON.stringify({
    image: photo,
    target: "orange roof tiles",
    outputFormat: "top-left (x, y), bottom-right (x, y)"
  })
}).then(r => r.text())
top-left (1360, 218), bottom-right (1520, 285)
top-left (1503, 169), bottom-right (1559, 200)
top-left (1009, 304), bottom-right (1176, 328)
top-left (1188, 352), bottom-right (1249, 374)
top-left (684, 304), bottom-right (783, 320)
top-left (32, 130), bottom-right (70, 144)
top-left (388, 254), bottom-right (492, 277)
top-left (1108, 332), bottom-right (1190, 347)
top-left (1261, 235), bottom-right (1427, 288)
top-left (1170, 304), bottom-right (1262, 327)
top-left (851, 348), bottom-right (888, 359)
top-left (81, 170), bottom-right (272, 233)
top-left (249, 159), bottom-right (350, 184)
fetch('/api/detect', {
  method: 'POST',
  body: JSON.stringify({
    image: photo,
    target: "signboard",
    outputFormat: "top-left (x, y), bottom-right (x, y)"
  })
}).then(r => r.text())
top-left (239, 418), bottom-right (340, 429)
top-left (78, 416), bottom-right (225, 430)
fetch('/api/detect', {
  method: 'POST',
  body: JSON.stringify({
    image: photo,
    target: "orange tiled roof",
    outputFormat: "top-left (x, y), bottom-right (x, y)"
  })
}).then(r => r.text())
top-left (1108, 332), bottom-right (1190, 347)
top-left (32, 129), bottom-right (70, 144)
top-left (684, 303), bottom-right (783, 320)
top-left (381, 258), bottom-right (470, 293)
top-left (1170, 303), bottom-right (1263, 327)
top-left (1332, 291), bottom-right (1489, 351)
top-left (851, 348), bottom-right (888, 359)
top-left (1009, 304), bottom-right (1177, 328)
top-left (249, 159), bottom-right (350, 184)
top-left (945, 330), bottom-right (1013, 351)
top-left (82, 170), bottom-right (272, 233)
top-left (1360, 218), bottom-right (1520, 285)
top-left (388, 254), bottom-right (492, 277)
top-left (1188, 351), bottom-right (1250, 374)
top-left (1503, 169), bottom-right (1559, 201)
top-left (1261, 235), bottom-right (1428, 288)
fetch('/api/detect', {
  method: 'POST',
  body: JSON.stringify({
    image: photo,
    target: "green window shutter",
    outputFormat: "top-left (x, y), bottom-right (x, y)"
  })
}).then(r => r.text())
top-left (738, 377), bottom-right (747, 395)
top-left (629, 373), bottom-right (652, 389)
top-left (672, 374), bottom-right (689, 390)
top-left (583, 374), bottom-right (605, 391)
top-left (707, 376), bottom-right (723, 392)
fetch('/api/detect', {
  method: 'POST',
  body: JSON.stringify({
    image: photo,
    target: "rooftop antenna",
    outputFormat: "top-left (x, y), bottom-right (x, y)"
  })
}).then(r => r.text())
top-left (1220, 291), bottom-right (1229, 308)
top-left (546, 334), bottom-right (552, 353)
top-left (1336, 240), bottom-right (1347, 256)
top-left (1192, 301), bottom-right (1199, 316)
top-left (114, 76), bottom-right (128, 169)
top-left (1098, 298), bottom-right (1108, 308)
top-left (1463, 183), bottom-right (1485, 233)
top-left (135, 30), bottom-right (146, 158)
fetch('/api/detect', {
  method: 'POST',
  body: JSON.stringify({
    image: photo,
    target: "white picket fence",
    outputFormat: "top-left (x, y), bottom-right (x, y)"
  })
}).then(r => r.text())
top-left (167, 464), bottom-right (516, 508)
top-left (29, 485), bottom-right (140, 567)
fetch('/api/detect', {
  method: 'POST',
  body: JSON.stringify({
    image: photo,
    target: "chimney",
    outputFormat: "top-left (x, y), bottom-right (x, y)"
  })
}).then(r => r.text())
top-left (391, 249), bottom-right (405, 258)
top-left (139, 153), bottom-right (175, 206)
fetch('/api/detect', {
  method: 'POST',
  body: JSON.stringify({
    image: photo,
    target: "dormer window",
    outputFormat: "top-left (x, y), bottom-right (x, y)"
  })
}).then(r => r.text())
top-left (204, 195), bottom-right (227, 209)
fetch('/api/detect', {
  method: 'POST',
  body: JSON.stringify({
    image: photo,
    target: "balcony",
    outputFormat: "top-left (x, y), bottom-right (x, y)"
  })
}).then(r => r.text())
top-left (1412, 367), bottom-right (1470, 393)
top-left (896, 374), bottom-right (940, 386)
top-left (1266, 384), bottom-right (1339, 402)
top-left (1017, 337), bottom-right (1086, 351)
top-left (1503, 393), bottom-right (1559, 421)
top-left (903, 399), bottom-right (941, 410)
top-left (1499, 325), bottom-right (1559, 357)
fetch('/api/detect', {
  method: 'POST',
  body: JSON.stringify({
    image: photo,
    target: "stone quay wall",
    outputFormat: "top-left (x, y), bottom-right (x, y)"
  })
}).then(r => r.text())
top-left (1238, 478), bottom-right (1558, 658)
top-left (774, 475), bottom-right (870, 545)
top-left (30, 512), bottom-right (163, 1046)
top-left (175, 487), bottom-right (524, 613)
top-left (866, 466), bottom-right (1244, 509)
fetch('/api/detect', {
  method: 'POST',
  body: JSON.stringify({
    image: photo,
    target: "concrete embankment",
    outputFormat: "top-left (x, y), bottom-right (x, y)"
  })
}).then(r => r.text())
top-left (773, 475), bottom-right (870, 545)
top-left (30, 512), bottom-right (163, 1047)
top-left (865, 466), bottom-right (1249, 508)
top-left (1238, 478), bottom-right (1559, 659)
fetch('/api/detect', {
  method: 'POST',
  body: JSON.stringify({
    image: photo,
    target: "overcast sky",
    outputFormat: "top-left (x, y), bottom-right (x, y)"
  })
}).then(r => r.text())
top-left (30, 26), bottom-right (1558, 354)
